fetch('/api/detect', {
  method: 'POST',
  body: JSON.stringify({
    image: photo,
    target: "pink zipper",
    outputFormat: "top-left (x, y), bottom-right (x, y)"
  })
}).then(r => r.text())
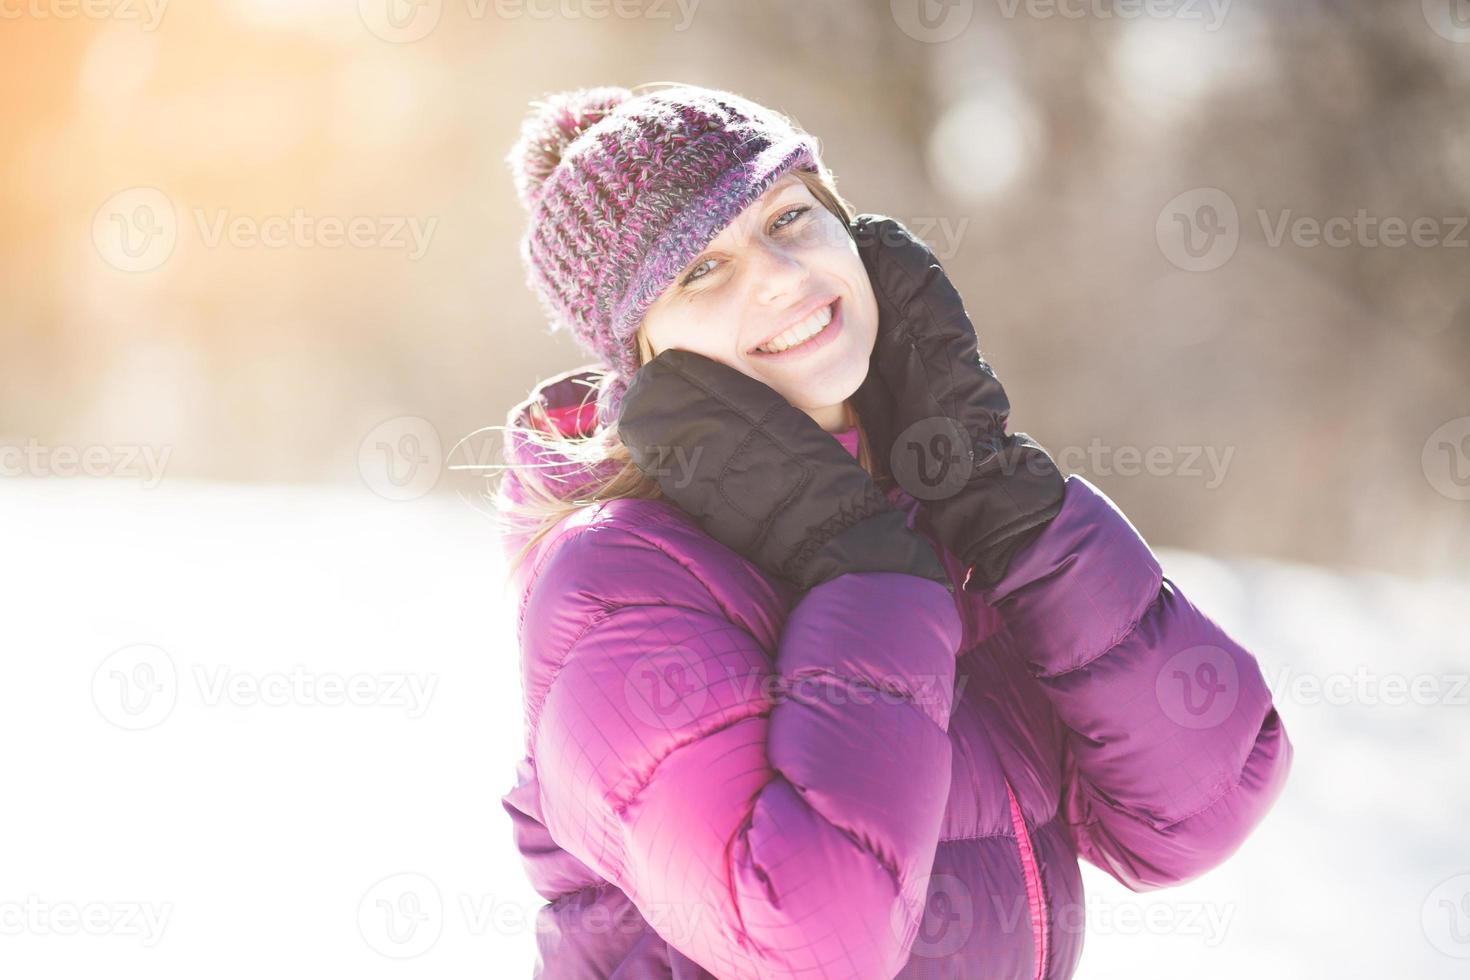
top-left (1004, 777), bottom-right (1048, 980)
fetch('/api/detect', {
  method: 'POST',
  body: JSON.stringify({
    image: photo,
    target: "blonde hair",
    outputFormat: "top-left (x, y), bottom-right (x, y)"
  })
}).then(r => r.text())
top-left (492, 165), bottom-right (886, 580)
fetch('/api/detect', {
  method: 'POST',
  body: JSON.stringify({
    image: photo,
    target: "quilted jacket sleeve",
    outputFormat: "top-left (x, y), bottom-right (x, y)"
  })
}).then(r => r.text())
top-left (971, 475), bottom-right (1293, 892)
top-left (523, 521), bottom-right (964, 979)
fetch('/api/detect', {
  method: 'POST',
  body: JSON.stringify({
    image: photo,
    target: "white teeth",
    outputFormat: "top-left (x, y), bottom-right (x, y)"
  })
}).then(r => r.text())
top-left (756, 302), bottom-right (833, 353)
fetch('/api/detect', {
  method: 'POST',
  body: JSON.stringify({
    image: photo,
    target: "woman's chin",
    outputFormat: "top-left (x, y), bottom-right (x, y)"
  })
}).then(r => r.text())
top-left (771, 370), bottom-right (867, 420)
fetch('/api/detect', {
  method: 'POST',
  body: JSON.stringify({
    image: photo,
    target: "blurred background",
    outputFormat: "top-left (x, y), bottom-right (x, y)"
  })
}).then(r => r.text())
top-left (3, 1), bottom-right (1468, 978)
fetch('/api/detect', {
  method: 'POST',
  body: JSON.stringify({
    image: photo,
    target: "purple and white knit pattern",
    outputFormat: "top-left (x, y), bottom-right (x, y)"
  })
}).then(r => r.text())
top-left (506, 84), bottom-right (821, 427)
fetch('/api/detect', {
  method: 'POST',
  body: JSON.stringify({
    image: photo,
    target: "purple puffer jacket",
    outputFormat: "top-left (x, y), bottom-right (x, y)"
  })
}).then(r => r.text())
top-left (497, 367), bottom-right (1293, 980)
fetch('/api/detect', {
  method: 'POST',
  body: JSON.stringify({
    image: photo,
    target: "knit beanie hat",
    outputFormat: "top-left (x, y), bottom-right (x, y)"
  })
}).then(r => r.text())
top-left (505, 83), bottom-right (823, 429)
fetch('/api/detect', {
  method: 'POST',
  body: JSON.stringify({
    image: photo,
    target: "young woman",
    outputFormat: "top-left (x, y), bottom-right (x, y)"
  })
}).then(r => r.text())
top-left (493, 82), bottom-right (1293, 980)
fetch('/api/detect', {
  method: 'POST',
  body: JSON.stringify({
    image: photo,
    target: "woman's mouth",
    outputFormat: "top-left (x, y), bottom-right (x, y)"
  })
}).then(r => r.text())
top-left (749, 298), bottom-right (843, 360)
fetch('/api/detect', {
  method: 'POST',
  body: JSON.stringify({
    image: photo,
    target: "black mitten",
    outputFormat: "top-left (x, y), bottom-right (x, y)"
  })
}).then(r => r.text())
top-left (617, 348), bottom-right (953, 594)
top-left (849, 214), bottom-right (1066, 592)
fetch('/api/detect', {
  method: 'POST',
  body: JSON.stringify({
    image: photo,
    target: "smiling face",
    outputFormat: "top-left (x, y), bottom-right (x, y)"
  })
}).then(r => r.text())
top-left (634, 171), bottom-right (878, 432)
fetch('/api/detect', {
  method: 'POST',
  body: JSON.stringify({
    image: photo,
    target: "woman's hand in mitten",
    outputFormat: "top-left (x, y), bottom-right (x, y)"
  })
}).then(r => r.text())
top-left (849, 214), bottom-right (1066, 592)
top-left (617, 347), bottom-right (953, 594)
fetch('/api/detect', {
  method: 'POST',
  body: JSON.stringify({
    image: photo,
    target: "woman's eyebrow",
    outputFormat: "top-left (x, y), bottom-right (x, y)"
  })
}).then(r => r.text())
top-left (765, 182), bottom-right (805, 205)
top-left (682, 188), bottom-right (805, 272)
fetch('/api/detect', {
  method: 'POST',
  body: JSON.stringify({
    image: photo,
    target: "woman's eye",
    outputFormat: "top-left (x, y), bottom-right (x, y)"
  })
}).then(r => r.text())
top-left (679, 206), bottom-right (813, 287)
top-left (680, 258), bottom-right (716, 286)
top-left (771, 205), bottom-right (810, 232)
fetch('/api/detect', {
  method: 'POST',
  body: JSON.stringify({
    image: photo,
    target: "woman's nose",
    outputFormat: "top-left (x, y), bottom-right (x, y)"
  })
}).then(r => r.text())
top-left (752, 241), bottom-right (809, 305)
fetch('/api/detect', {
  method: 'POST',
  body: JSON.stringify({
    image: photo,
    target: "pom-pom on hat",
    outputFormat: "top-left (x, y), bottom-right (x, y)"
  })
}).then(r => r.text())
top-left (505, 83), bottom-right (823, 428)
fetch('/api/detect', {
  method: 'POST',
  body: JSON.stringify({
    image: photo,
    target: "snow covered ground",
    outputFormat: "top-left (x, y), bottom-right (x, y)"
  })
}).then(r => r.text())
top-left (3, 476), bottom-right (1466, 978)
